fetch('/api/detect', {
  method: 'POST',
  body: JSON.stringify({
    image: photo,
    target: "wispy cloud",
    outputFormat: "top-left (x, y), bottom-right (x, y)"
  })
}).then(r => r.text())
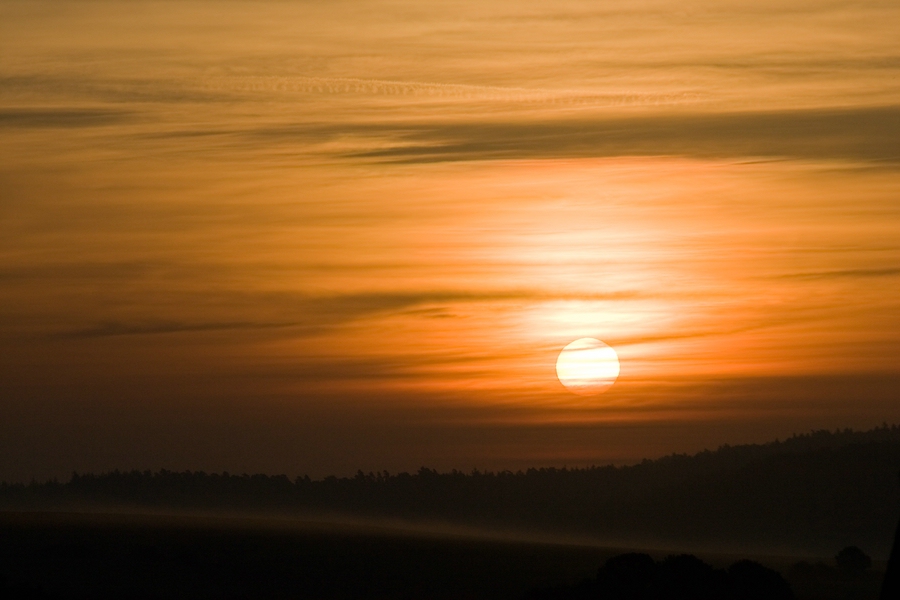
top-left (780, 267), bottom-right (900, 280)
top-left (3, 0), bottom-right (900, 480)
top-left (0, 108), bottom-right (131, 128)
top-left (343, 105), bottom-right (900, 164)
top-left (55, 289), bottom-right (645, 339)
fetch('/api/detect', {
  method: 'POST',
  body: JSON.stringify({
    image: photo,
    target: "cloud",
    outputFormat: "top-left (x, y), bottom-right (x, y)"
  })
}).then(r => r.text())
top-left (0, 108), bottom-right (132, 128)
top-left (0, 261), bottom-right (166, 282)
top-left (780, 267), bottom-right (900, 280)
top-left (0, 73), bottom-right (228, 106)
top-left (54, 289), bottom-right (643, 340)
top-left (59, 320), bottom-right (292, 339)
top-left (6, 73), bottom-right (896, 166)
top-left (216, 75), bottom-right (702, 107)
top-left (335, 105), bottom-right (900, 164)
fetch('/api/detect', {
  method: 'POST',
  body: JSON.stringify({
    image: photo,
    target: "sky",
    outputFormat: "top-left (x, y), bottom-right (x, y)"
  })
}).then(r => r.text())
top-left (1, 0), bottom-right (899, 482)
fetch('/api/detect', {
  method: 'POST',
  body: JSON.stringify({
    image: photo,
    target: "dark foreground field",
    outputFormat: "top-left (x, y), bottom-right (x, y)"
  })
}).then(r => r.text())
top-left (0, 511), bottom-right (886, 600)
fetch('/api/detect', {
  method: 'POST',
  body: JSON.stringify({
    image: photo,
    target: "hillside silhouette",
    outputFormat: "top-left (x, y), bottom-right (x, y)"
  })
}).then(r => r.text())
top-left (4, 425), bottom-right (900, 556)
top-left (526, 552), bottom-right (795, 600)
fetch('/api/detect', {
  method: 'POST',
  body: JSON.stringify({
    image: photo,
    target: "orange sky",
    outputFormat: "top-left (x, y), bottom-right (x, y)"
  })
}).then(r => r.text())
top-left (1, 0), bottom-right (899, 481)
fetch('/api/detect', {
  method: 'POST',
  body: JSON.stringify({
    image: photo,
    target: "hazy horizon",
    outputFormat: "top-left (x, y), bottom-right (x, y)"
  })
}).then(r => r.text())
top-left (2, 0), bottom-right (899, 483)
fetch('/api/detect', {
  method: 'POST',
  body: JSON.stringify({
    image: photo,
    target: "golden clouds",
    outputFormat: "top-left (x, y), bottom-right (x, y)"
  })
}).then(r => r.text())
top-left (1, 0), bottom-right (899, 479)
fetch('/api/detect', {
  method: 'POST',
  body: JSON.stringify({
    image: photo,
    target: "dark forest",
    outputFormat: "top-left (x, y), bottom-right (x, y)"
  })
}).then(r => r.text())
top-left (5, 425), bottom-right (900, 557)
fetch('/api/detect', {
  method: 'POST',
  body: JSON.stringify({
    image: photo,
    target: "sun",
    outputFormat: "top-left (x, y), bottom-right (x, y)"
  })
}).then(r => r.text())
top-left (556, 338), bottom-right (620, 396)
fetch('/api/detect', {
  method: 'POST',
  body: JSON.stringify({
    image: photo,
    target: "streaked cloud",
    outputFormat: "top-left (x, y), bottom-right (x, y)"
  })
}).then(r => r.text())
top-left (779, 267), bottom-right (900, 280)
top-left (0, 107), bottom-right (132, 128)
top-left (1, 0), bottom-right (899, 481)
top-left (50, 289), bottom-right (645, 339)
top-left (344, 105), bottom-right (900, 164)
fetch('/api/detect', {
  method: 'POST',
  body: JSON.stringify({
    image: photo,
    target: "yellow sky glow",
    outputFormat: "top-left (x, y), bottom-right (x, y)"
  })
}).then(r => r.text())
top-left (1, 0), bottom-right (899, 480)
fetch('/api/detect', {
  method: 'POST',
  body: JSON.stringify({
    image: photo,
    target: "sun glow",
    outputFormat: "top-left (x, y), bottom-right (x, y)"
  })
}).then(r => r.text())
top-left (556, 338), bottom-right (620, 396)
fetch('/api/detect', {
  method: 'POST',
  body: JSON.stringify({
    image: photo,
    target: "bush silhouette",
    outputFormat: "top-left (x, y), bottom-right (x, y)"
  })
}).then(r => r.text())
top-left (588, 553), bottom-right (794, 600)
top-left (598, 553), bottom-right (656, 598)
top-left (652, 554), bottom-right (724, 600)
top-left (836, 546), bottom-right (872, 576)
top-left (728, 560), bottom-right (793, 599)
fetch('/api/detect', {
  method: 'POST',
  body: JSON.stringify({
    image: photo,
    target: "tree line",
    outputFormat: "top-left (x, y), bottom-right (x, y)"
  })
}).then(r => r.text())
top-left (3, 425), bottom-right (900, 556)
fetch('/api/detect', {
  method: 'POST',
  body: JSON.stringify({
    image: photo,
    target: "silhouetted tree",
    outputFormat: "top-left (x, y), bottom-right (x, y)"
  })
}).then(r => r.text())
top-left (836, 546), bottom-right (872, 576)
top-left (588, 553), bottom-right (794, 600)
top-left (880, 470), bottom-right (900, 600)
top-left (0, 573), bottom-right (49, 600)
top-left (597, 553), bottom-right (656, 598)
top-left (728, 560), bottom-right (793, 600)
top-left (653, 554), bottom-right (725, 600)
